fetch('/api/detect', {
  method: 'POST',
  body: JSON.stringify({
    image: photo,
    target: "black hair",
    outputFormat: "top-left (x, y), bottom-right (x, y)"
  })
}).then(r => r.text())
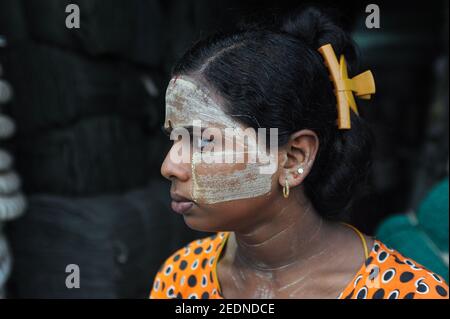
top-left (172, 6), bottom-right (374, 220)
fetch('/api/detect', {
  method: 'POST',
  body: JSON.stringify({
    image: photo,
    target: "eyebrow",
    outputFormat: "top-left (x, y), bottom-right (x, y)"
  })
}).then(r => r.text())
top-left (161, 125), bottom-right (198, 137)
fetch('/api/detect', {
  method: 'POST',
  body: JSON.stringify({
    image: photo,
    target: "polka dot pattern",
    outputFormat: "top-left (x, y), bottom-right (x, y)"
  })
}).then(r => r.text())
top-left (150, 232), bottom-right (449, 299)
top-left (149, 232), bottom-right (228, 299)
top-left (338, 240), bottom-right (449, 299)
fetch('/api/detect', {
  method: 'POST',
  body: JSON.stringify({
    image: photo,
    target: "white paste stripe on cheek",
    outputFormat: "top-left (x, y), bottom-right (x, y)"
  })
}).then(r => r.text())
top-left (191, 152), bottom-right (273, 204)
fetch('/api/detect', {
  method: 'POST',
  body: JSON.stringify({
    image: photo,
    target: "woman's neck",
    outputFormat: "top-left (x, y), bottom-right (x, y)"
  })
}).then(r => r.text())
top-left (230, 190), bottom-right (335, 272)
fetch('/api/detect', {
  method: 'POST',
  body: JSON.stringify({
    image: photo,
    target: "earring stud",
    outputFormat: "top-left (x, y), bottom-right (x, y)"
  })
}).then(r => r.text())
top-left (297, 167), bottom-right (304, 174)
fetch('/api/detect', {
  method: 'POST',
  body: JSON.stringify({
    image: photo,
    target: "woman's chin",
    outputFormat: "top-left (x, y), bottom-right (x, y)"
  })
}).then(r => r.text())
top-left (182, 212), bottom-right (222, 233)
top-left (183, 217), bottom-right (212, 233)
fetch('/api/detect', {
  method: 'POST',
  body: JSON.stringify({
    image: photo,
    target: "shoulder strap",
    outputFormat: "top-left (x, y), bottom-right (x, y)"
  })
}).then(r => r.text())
top-left (342, 223), bottom-right (369, 259)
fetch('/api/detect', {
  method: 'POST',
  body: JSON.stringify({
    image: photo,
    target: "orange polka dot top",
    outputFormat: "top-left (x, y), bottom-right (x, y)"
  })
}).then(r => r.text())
top-left (149, 231), bottom-right (449, 299)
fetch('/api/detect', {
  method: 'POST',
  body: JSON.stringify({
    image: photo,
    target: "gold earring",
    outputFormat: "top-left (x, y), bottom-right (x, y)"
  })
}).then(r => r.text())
top-left (283, 178), bottom-right (290, 198)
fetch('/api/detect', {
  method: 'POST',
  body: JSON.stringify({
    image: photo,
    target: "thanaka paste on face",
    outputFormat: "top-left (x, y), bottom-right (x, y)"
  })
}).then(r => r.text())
top-left (165, 76), bottom-right (238, 130)
top-left (165, 75), bottom-right (276, 204)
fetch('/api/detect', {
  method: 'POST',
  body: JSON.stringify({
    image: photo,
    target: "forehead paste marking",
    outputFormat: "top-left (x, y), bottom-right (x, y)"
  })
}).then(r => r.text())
top-left (165, 76), bottom-right (239, 129)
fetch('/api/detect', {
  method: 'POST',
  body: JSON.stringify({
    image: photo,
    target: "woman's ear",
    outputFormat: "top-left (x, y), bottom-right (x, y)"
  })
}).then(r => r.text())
top-left (278, 129), bottom-right (319, 188)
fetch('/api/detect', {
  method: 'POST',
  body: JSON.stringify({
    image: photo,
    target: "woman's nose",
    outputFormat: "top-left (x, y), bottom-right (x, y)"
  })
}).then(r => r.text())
top-left (160, 144), bottom-right (190, 182)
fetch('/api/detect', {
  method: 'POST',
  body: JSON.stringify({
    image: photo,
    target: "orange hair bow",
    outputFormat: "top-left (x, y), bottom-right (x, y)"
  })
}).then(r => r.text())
top-left (318, 43), bottom-right (376, 129)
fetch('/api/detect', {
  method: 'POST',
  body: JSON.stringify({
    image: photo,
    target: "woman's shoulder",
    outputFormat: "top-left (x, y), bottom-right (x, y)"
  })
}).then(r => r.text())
top-left (340, 239), bottom-right (449, 299)
top-left (149, 232), bottom-right (228, 299)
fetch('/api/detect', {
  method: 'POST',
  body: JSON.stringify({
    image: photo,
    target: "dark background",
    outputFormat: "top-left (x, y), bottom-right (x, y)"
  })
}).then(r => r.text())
top-left (0, 0), bottom-right (448, 298)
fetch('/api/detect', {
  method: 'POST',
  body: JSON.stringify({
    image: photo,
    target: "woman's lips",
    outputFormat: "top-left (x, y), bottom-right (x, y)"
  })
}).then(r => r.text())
top-left (170, 192), bottom-right (194, 214)
top-left (171, 200), bottom-right (194, 214)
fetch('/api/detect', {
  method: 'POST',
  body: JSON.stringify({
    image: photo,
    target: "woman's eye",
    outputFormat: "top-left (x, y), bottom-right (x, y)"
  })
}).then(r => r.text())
top-left (197, 137), bottom-right (214, 151)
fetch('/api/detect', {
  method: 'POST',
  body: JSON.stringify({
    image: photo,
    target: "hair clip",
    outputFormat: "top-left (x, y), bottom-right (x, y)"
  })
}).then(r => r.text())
top-left (318, 43), bottom-right (376, 129)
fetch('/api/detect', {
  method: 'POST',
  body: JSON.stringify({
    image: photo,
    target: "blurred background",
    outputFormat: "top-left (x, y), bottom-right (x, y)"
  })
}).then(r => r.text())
top-left (0, 0), bottom-right (448, 298)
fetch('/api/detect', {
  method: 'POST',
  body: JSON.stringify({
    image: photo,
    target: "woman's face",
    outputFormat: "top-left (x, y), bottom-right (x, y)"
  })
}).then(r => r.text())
top-left (160, 75), bottom-right (284, 232)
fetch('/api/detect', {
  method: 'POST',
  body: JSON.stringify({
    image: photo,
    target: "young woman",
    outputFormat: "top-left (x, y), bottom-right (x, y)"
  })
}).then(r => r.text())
top-left (150, 7), bottom-right (449, 299)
